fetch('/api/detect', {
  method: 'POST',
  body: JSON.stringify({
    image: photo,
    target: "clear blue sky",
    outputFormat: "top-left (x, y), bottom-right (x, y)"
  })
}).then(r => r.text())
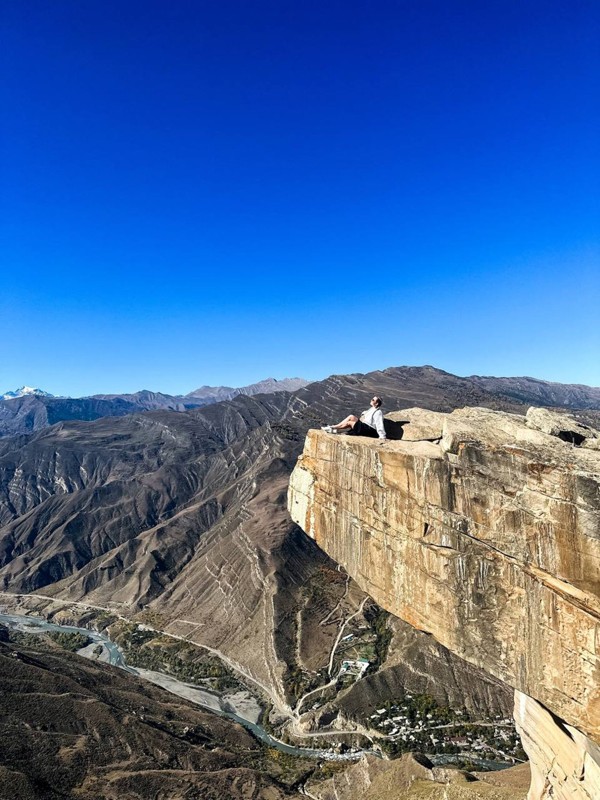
top-left (1, 0), bottom-right (598, 396)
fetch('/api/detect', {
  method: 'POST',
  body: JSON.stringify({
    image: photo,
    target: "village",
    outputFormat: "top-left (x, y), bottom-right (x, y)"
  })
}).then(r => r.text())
top-left (301, 622), bottom-right (526, 766)
top-left (368, 695), bottom-right (527, 763)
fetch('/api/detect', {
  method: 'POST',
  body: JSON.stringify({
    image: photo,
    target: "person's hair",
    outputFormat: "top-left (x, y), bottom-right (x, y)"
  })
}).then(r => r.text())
top-left (373, 396), bottom-right (382, 408)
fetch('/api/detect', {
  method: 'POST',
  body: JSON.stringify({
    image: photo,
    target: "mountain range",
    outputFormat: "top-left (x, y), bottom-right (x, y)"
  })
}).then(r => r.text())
top-left (2, 369), bottom-right (598, 441)
top-left (0, 377), bottom-right (310, 438)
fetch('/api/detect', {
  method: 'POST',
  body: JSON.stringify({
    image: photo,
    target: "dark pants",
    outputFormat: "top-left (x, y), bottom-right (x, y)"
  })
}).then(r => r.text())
top-left (350, 419), bottom-right (378, 438)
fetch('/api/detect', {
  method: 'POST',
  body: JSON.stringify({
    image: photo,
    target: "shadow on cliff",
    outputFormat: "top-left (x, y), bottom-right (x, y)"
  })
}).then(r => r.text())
top-left (384, 419), bottom-right (407, 439)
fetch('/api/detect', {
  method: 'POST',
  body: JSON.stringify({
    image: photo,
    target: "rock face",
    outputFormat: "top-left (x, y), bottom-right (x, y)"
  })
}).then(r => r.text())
top-left (288, 407), bottom-right (600, 799)
top-left (514, 691), bottom-right (600, 800)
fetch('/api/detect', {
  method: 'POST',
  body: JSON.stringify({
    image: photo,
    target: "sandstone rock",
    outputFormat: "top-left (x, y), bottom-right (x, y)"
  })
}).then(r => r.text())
top-left (288, 406), bottom-right (600, 800)
top-left (514, 691), bottom-right (600, 800)
top-left (385, 407), bottom-right (446, 441)
top-left (526, 406), bottom-right (600, 448)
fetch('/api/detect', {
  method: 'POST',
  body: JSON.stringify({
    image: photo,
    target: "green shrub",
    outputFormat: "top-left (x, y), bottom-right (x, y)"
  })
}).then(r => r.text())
top-left (48, 631), bottom-right (92, 652)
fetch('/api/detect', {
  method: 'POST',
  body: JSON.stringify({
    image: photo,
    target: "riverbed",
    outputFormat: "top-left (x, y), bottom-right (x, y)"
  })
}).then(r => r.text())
top-left (0, 611), bottom-right (368, 761)
top-left (0, 610), bottom-right (518, 771)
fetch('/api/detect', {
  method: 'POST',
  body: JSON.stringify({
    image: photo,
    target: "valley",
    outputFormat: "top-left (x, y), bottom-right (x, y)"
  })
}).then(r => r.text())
top-left (1, 366), bottom-right (598, 797)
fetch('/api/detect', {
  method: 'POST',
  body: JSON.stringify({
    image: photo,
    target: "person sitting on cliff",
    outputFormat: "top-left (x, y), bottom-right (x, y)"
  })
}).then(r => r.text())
top-left (322, 396), bottom-right (387, 439)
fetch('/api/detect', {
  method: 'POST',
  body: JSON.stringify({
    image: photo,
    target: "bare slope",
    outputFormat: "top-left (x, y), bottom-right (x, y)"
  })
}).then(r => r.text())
top-left (0, 631), bottom-right (303, 800)
top-left (469, 374), bottom-right (600, 409)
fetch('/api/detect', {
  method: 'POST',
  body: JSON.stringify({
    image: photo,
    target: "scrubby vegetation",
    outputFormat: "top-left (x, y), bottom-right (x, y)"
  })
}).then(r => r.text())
top-left (47, 631), bottom-right (92, 652)
top-left (93, 610), bottom-right (119, 630)
top-left (260, 748), bottom-right (315, 786)
top-left (5, 626), bottom-right (92, 653)
top-left (111, 622), bottom-right (243, 692)
top-left (363, 607), bottom-right (392, 671)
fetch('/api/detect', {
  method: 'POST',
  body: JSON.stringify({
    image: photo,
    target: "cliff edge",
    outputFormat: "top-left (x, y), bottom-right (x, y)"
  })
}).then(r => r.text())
top-left (288, 407), bottom-right (600, 800)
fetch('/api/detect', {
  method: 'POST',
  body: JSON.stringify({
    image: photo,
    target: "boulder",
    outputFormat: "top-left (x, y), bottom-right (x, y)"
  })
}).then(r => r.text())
top-left (526, 406), bottom-right (600, 449)
top-left (385, 407), bottom-right (446, 441)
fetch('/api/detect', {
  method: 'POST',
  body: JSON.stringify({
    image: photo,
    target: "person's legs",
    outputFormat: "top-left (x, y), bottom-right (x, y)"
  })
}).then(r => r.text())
top-left (331, 414), bottom-right (358, 430)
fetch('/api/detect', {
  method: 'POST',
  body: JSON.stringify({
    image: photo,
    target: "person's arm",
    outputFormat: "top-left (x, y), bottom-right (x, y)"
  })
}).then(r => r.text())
top-left (373, 409), bottom-right (386, 439)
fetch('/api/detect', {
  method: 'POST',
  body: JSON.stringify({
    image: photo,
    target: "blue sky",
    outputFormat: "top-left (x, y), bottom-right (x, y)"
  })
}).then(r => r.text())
top-left (1, 0), bottom-right (598, 396)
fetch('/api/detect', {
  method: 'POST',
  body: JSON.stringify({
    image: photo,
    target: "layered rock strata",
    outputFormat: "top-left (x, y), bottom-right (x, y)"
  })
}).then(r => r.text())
top-left (288, 407), bottom-right (600, 799)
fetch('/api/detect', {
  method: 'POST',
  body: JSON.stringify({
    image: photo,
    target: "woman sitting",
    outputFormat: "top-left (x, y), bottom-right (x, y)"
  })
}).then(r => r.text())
top-left (322, 396), bottom-right (386, 439)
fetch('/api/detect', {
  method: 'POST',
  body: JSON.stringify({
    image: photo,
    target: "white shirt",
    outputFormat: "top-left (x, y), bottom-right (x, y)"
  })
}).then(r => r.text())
top-left (360, 407), bottom-right (386, 438)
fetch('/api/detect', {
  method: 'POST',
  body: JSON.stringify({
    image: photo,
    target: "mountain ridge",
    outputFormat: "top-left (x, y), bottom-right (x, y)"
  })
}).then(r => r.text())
top-left (0, 377), bottom-right (311, 438)
top-left (2, 367), bottom-right (599, 440)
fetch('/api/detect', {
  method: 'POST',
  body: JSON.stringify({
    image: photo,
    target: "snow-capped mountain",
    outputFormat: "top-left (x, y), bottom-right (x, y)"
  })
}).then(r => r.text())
top-left (2, 386), bottom-right (54, 400)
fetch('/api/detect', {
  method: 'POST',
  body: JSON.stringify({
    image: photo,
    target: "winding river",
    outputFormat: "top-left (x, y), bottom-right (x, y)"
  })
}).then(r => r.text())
top-left (0, 611), bottom-right (515, 771)
top-left (0, 611), bottom-right (370, 761)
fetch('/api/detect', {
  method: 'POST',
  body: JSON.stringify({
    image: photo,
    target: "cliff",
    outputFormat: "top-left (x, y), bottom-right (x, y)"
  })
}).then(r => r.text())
top-left (288, 407), bottom-right (600, 800)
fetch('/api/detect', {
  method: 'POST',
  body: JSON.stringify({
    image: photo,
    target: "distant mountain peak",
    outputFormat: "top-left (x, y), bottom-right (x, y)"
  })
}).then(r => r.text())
top-left (2, 386), bottom-right (54, 400)
top-left (185, 377), bottom-right (310, 400)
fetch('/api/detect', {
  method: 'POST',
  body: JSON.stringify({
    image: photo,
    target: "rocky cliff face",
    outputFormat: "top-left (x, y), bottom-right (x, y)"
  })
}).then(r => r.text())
top-left (288, 407), bottom-right (600, 799)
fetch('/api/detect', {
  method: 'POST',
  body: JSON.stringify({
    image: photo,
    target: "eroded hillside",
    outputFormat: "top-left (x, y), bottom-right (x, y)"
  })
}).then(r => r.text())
top-left (0, 627), bottom-right (306, 799)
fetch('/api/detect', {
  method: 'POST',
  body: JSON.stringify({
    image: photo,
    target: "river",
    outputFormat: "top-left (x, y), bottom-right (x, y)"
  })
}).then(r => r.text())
top-left (0, 611), bottom-right (517, 771)
top-left (0, 611), bottom-right (370, 762)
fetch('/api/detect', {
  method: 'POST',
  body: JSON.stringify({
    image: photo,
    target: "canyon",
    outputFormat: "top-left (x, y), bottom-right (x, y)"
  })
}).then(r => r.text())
top-left (1, 366), bottom-right (600, 797)
top-left (0, 366), bottom-right (530, 721)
